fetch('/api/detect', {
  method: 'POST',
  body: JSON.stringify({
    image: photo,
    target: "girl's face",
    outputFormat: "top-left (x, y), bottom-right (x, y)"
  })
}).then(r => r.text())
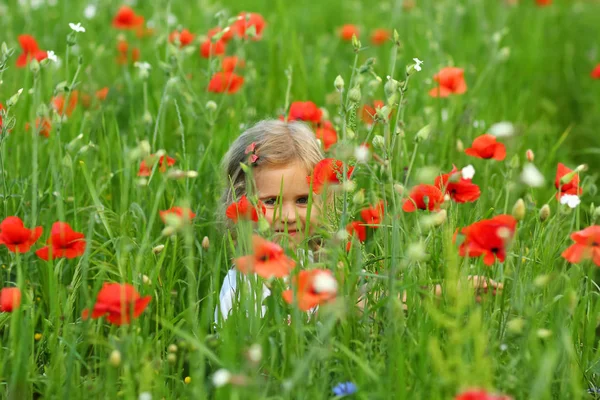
top-left (254, 160), bottom-right (321, 245)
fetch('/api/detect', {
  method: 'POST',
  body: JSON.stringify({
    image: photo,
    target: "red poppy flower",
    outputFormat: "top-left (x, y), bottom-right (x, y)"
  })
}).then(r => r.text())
top-left (0, 288), bottom-right (21, 312)
top-left (207, 26), bottom-right (235, 43)
top-left (16, 34), bottom-right (48, 68)
top-left (435, 166), bottom-right (481, 203)
top-left (555, 163), bottom-right (582, 199)
top-left (226, 195), bottom-right (266, 223)
top-left (465, 134), bottom-right (506, 161)
top-left (315, 121), bottom-right (338, 151)
top-left (131, 48), bottom-right (140, 63)
top-left (592, 64), bottom-right (600, 79)
top-left (200, 38), bottom-right (226, 58)
top-left (138, 155), bottom-right (176, 177)
top-left (360, 201), bottom-right (385, 226)
top-left (36, 222), bottom-right (86, 261)
top-left (561, 226), bottom-right (600, 266)
top-left (112, 6), bottom-right (145, 29)
top-left (360, 100), bottom-right (386, 125)
top-left (222, 56), bottom-right (245, 73)
top-left (160, 207), bottom-right (196, 223)
top-left (457, 215), bottom-right (517, 266)
top-left (52, 91), bottom-right (79, 117)
top-left (96, 87), bottom-right (109, 101)
top-left (235, 235), bottom-right (295, 279)
top-left (208, 72), bottom-right (244, 94)
top-left (82, 283), bottom-right (151, 325)
top-left (0, 216), bottom-right (43, 253)
top-left (455, 389), bottom-right (512, 400)
top-left (25, 117), bottom-right (52, 138)
top-left (371, 29), bottom-right (391, 45)
top-left (231, 12), bottom-right (266, 40)
top-left (402, 184), bottom-right (445, 212)
top-left (429, 67), bottom-right (467, 97)
top-left (307, 158), bottom-right (354, 194)
top-left (347, 221), bottom-right (367, 242)
top-left (339, 24), bottom-right (360, 41)
top-left (286, 101), bottom-right (323, 124)
top-left (169, 29), bottom-right (195, 47)
top-left (535, 0), bottom-right (552, 6)
top-left (282, 269), bottom-right (338, 311)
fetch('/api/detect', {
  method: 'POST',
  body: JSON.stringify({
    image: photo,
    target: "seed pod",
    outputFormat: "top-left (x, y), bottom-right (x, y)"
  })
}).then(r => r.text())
top-left (109, 350), bottom-right (122, 367)
top-left (539, 204), bottom-right (551, 222)
top-left (511, 198), bottom-right (526, 221)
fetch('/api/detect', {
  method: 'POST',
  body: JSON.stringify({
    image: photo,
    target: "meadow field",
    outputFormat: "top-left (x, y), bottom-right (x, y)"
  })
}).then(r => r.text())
top-left (1, 0), bottom-right (600, 398)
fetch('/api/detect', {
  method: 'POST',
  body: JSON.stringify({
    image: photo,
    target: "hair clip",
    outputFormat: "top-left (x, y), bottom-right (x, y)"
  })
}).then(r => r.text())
top-left (245, 142), bottom-right (259, 165)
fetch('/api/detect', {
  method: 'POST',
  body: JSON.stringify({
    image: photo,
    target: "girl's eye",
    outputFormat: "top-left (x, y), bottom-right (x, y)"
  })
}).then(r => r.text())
top-left (296, 196), bottom-right (309, 205)
top-left (263, 198), bottom-right (277, 206)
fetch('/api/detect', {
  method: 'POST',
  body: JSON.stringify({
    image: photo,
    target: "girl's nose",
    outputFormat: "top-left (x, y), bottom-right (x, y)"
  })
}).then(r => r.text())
top-left (280, 202), bottom-right (297, 225)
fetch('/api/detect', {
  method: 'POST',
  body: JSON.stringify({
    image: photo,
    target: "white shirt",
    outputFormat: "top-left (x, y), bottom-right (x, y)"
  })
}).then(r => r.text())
top-left (214, 249), bottom-right (314, 324)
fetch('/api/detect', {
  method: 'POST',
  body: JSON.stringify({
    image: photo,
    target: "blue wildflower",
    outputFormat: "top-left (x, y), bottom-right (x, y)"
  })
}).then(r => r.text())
top-left (333, 382), bottom-right (358, 397)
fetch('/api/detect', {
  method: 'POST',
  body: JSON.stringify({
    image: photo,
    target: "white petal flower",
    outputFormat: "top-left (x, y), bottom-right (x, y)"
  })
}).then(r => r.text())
top-left (354, 145), bottom-right (370, 163)
top-left (461, 165), bottom-right (475, 180)
top-left (212, 369), bottom-right (231, 388)
top-left (560, 194), bottom-right (581, 209)
top-left (521, 164), bottom-right (545, 188)
top-left (312, 272), bottom-right (338, 295)
top-left (412, 58), bottom-right (424, 72)
top-left (134, 61), bottom-right (152, 72)
top-left (46, 50), bottom-right (58, 63)
top-left (84, 5), bottom-right (97, 19)
top-left (489, 121), bottom-right (515, 138)
top-left (69, 22), bottom-right (86, 33)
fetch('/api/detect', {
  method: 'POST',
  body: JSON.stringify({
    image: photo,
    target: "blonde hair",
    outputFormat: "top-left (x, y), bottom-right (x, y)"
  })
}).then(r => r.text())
top-left (221, 119), bottom-right (324, 207)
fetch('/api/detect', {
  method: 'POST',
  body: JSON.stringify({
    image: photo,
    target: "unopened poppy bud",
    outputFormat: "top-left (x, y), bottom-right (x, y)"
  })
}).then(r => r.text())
top-left (334, 75), bottom-right (344, 91)
top-left (351, 34), bottom-right (360, 51)
top-left (537, 329), bottom-right (552, 339)
top-left (534, 274), bottom-right (550, 288)
top-left (372, 135), bottom-right (385, 149)
top-left (257, 217), bottom-right (270, 233)
top-left (5, 88), bottom-right (24, 107)
top-left (575, 164), bottom-right (588, 173)
top-left (167, 353), bottom-right (177, 364)
top-left (526, 149), bottom-right (534, 162)
top-left (352, 189), bottom-right (365, 205)
top-left (509, 155), bottom-right (520, 169)
top-left (342, 180), bottom-right (356, 192)
top-left (593, 206), bottom-right (600, 222)
top-left (539, 204), bottom-right (551, 222)
top-left (415, 125), bottom-right (432, 143)
top-left (143, 111), bottom-right (153, 125)
top-left (507, 317), bottom-right (525, 334)
top-left (393, 29), bottom-right (401, 46)
top-left (335, 229), bottom-right (349, 241)
top-left (346, 127), bottom-right (355, 139)
top-left (348, 86), bottom-right (361, 103)
top-left (202, 236), bottom-right (210, 249)
top-left (1, 42), bottom-right (8, 56)
top-left (368, 78), bottom-right (382, 91)
top-left (152, 244), bottom-right (164, 254)
top-left (375, 105), bottom-right (391, 123)
top-left (109, 350), bottom-right (122, 367)
top-left (512, 198), bottom-right (526, 221)
top-left (394, 183), bottom-right (404, 195)
top-left (168, 344), bottom-right (178, 353)
top-left (142, 274), bottom-right (151, 285)
top-left (167, 169), bottom-right (187, 179)
top-left (162, 226), bottom-right (176, 237)
top-left (456, 139), bottom-right (464, 152)
top-left (186, 170), bottom-right (198, 178)
top-left (384, 77), bottom-right (399, 99)
top-left (29, 59), bottom-right (40, 74)
top-left (206, 101), bottom-right (217, 112)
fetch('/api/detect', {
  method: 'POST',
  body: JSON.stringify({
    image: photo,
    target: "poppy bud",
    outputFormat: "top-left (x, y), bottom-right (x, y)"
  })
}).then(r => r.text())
top-left (372, 135), bottom-right (385, 149)
top-left (168, 344), bottom-right (178, 353)
top-left (1, 42), bottom-right (8, 56)
top-left (351, 34), bottom-right (361, 51)
top-left (109, 350), bottom-right (122, 367)
top-left (526, 149), bottom-right (534, 162)
top-left (6, 88), bottom-right (24, 108)
top-left (342, 180), bottom-right (356, 192)
top-left (384, 77), bottom-right (399, 99)
top-left (348, 86), bottom-right (361, 103)
top-left (202, 236), bottom-right (210, 249)
top-left (335, 229), bottom-right (349, 241)
top-left (167, 169), bottom-right (187, 179)
top-left (509, 155), bottom-right (520, 169)
top-left (537, 329), bottom-right (552, 339)
top-left (143, 111), bottom-right (153, 125)
top-left (511, 198), bottom-right (526, 221)
top-left (334, 75), bottom-right (344, 91)
top-left (592, 207), bottom-right (600, 221)
top-left (167, 353), bottom-right (177, 364)
top-left (507, 318), bottom-right (525, 334)
top-left (415, 124), bottom-right (432, 143)
top-left (352, 189), bottom-right (365, 205)
top-left (162, 226), bottom-right (176, 237)
top-left (539, 204), bottom-right (551, 222)
top-left (393, 29), bottom-right (401, 46)
top-left (206, 100), bottom-right (217, 112)
top-left (534, 274), bottom-right (550, 288)
top-left (394, 183), bottom-right (404, 195)
top-left (257, 217), bottom-right (270, 233)
top-left (29, 59), bottom-right (40, 74)
top-left (142, 274), bottom-right (151, 285)
top-left (575, 164), bottom-right (588, 173)
top-left (456, 139), bottom-right (464, 152)
top-left (246, 343), bottom-right (262, 363)
top-left (186, 170), bottom-right (198, 178)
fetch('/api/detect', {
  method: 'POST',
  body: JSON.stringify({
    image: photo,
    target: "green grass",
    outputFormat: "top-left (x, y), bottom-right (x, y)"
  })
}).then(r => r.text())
top-left (1, 0), bottom-right (600, 399)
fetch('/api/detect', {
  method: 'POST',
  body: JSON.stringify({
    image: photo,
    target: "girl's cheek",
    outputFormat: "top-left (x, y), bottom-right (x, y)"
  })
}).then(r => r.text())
top-left (263, 209), bottom-right (275, 226)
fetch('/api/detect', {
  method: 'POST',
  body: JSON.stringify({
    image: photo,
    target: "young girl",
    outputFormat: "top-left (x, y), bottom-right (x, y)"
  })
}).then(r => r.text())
top-left (215, 119), bottom-right (325, 323)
